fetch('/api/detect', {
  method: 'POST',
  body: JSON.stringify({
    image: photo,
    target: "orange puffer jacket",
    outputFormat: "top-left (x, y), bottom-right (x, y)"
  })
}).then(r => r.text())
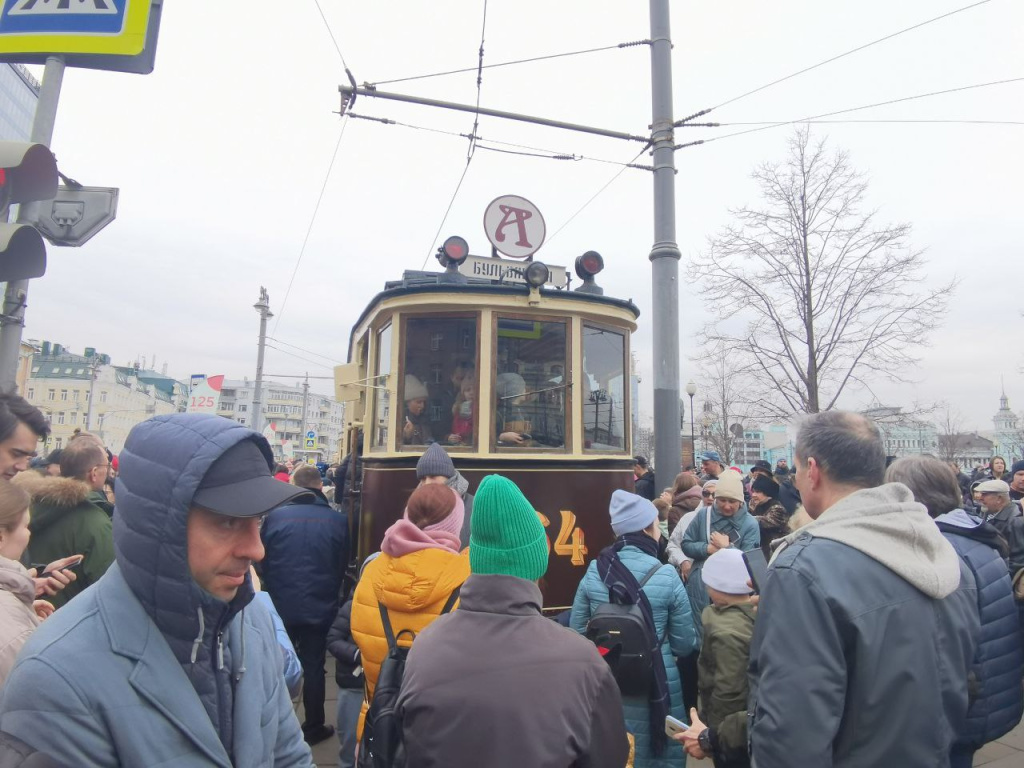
top-left (350, 547), bottom-right (470, 737)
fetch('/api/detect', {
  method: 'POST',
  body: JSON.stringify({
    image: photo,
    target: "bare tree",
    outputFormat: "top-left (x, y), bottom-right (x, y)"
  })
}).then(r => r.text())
top-left (696, 342), bottom-right (762, 464)
top-left (693, 128), bottom-right (953, 416)
top-left (935, 405), bottom-right (970, 464)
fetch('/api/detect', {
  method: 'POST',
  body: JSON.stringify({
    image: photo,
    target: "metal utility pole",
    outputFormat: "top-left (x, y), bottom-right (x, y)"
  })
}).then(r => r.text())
top-left (252, 287), bottom-right (272, 434)
top-left (0, 57), bottom-right (65, 390)
top-left (648, 0), bottom-right (682, 480)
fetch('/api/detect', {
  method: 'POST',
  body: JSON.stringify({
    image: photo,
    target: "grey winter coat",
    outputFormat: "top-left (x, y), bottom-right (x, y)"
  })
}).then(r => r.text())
top-left (748, 484), bottom-right (980, 768)
top-left (0, 414), bottom-right (313, 768)
top-left (398, 573), bottom-right (630, 768)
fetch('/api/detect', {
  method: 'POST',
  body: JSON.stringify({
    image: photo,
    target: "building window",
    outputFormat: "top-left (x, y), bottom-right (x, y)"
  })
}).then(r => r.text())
top-left (70, 411), bottom-right (77, 425)
top-left (47, 389), bottom-right (55, 401)
top-left (64, 368), bottom-right (72, 374)
top-left (56, 412), bottom-right (65, 425)
top-left (238, 404), bottom-right (247, 412)
top-left (100, 391), bottom-right (107, 403)
top-left (60, 389), bottom-right (68, 401)
top-left (72, 390), bottom-right (79, 401)
top-left (239, 418), bottom-right (246, 425)
top-left (26, 388), bottom-right (33, 399)
top-left (54, 437), bottom-right (62, 449)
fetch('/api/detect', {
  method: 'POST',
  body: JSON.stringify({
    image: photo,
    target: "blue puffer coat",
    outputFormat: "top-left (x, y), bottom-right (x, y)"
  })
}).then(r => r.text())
top-left (570, 545), bottom-right (699, 768)
top-left (260, 491), bottom-right (347, 628)
top-left (0, 414), bottom-right (313, 767)
top-left (681, 504), bottom-right (760, 638)
top-left (936, 508), bottom-right (1024, 747)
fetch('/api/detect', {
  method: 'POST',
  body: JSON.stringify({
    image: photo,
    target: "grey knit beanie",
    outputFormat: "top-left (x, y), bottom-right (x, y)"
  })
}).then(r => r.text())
top-left (416, 442), bottom-right (456, 479)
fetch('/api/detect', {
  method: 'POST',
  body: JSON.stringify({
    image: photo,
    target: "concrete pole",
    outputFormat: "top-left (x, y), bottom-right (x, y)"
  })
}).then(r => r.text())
top-left (0, 56), bottom-right (65, 390)
top-left (252, 287), bottom-right (272, 434)
top-left (648, 0), bottom-right (682, 481)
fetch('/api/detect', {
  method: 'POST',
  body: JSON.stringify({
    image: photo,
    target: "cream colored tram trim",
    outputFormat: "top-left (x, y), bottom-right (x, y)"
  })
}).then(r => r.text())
top-left (570, 315), bottom-right (583, 455)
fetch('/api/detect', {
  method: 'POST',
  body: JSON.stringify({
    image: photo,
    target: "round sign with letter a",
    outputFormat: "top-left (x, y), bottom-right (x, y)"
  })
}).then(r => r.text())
top-left (483, 194), bottom-right (545, 260)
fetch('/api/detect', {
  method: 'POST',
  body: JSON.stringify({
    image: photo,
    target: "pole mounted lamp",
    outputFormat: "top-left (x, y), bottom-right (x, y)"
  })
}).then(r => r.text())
top-left (685, 380), bottom-right (697, 468)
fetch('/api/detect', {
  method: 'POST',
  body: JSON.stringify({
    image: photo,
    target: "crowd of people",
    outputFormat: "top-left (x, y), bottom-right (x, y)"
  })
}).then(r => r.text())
top-left (0, 387), bottom-right (1022, 767)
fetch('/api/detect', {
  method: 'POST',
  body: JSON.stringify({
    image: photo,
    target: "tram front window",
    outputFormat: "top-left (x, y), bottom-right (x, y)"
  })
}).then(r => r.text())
top-left (401, 316), bottom-right (477, 449)
top-left (373, 324), bottom-right (392, 449)
top-left (583, 325), bottom-right (626, 451)
top-left (495, 318), bottom-right (567, 449)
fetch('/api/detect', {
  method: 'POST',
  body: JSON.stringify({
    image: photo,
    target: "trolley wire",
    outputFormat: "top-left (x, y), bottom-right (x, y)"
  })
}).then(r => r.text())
top-left (703, 76), bottom-right (1024, 144)
top-left (720, 118), bottom-right (1024, 127)
top-left (273, 117), bottom-right (349, 335)
top-left (420, 0), bottom-right (490, 269)
top-left (267, 337), bottom-right (346, 366)
top-left (368, 40), bottom-right (649, 88)
top-left (709, 0), bottom-right (996, 113)
top-left (264, 343), bottom-right (337, 371)
top-left (547, 146), bottom-right (649, 245)
top-left (313, 0), bottom-right (351, 71)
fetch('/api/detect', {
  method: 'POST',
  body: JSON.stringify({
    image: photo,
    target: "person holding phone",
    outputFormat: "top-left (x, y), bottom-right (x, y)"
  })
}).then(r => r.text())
top-left (0, 481), bottom-right (78, 685)
top-left (681, 470), bottom-right (760, 638)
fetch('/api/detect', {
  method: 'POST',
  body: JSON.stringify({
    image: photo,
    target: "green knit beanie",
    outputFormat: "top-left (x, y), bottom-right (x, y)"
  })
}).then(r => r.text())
top-left (469, 474), bottom-right (549, 581)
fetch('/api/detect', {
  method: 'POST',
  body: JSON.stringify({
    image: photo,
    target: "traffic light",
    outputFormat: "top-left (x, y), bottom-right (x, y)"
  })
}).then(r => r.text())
top-left (0, 142), bottom-right (58, 282)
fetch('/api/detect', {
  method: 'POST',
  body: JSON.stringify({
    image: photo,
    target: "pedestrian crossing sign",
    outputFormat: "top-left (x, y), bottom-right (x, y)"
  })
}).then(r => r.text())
top-left (0, 0), bottom-right (151, 57)
top-left (304, 438), bottom-right (316, 450)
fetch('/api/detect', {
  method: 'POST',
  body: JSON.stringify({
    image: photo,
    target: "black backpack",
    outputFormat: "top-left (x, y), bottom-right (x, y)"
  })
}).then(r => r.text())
top-left (358, 588), bottom-right (460, 768)
top-left (585, 563), bottom-right (662, 697)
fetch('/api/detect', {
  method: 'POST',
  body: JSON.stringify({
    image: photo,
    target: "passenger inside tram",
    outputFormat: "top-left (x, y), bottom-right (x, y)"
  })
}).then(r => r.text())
top-left (401, 317), bottom-right (477, 448)
top-left (495, 318), bottom-right (567, 449)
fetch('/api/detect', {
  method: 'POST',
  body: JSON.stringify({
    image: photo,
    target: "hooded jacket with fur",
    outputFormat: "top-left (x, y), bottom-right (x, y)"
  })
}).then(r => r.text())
top-left (749, 483), bottom-right (980, 768)
top-left (14, 472), bottom-right (114, 608)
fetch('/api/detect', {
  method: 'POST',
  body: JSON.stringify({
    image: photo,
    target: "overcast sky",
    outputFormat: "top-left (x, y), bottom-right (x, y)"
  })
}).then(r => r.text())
top-left (20, 0), bottom-right (1023, 432)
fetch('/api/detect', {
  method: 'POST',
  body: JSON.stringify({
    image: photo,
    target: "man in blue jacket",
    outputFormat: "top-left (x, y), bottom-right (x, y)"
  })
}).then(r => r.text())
top-left (261, 462), bottom-right (348, 745)
top-left (0, 413), bottom-right (316, 767)
top-left (748, 411), bottom-right (980, 768)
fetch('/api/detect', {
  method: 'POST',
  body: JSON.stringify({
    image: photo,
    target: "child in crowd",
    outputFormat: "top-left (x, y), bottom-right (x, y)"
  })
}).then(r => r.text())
top-left (675, 548), bottom-right (755, 768)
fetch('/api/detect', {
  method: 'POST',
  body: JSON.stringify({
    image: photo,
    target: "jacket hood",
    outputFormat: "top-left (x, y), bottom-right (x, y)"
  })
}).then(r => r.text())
top-left (935, 508), bottom-right (1009, 558)
top-left (13, 473), bottom-right (92, 534)
top-left (777, 483), bottom-right (962, 598)
top-left (113, 414), bottom-right (271, 661)
top-left (0, 554), bottom-right (35, 606)
top-left (373, 548), bottom-right (470, 613)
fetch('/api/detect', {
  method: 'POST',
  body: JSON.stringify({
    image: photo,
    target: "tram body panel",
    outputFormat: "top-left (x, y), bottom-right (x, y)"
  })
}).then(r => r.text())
top-left (358, 458), bottom-right (633, 611)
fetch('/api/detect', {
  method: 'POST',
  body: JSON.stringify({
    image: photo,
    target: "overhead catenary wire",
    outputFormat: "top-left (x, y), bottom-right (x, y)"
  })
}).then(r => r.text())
top-left (703, 76), bottom-right (1024, 144)
top-left (546, 146), bottom-right (649, 245)
top-left (719, 119), bottom-right (1024, 126)
top-left (420, 0), bottom-right (490, 269)
top-left (345, 111), bottom-right (649, 168)
top-left (708, 0), bottom-right (995, 113)
top-left (368, 40), bottom-right (650, 88)
top-left (273, 116), bottom-right (349, 335)
top-left (267, 337), bottom-right (345, 365)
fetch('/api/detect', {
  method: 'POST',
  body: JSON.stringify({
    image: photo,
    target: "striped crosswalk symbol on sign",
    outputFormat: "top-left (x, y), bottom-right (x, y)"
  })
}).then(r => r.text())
top-left (10, 0), bottom-right (117, 15)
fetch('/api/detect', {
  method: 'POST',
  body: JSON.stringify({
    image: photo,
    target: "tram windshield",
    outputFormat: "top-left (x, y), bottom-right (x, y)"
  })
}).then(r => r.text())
top-left (400, 316), bottom-right (478, 449)
top-left (582, 325), bottom-right (627, 451)
top-left (495, 317), bottom-right (567, 449)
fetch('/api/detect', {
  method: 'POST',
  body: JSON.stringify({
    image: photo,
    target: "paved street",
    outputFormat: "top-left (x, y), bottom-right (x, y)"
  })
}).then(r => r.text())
top-left (300, 658), bottom-right (1024, 767)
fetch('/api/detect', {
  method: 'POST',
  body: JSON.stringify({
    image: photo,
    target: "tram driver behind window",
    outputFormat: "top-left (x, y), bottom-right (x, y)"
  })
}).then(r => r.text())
top-left (402, 375), bottom-right (434, 446)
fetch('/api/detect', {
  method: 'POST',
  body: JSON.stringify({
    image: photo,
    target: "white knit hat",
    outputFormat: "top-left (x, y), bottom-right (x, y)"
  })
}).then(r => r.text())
top-left (404, 375), bottom-right (428, 401)
top-left (715, 469), bottom-right (744, 502)
top-left (702, 548), bottom-right (752, 595)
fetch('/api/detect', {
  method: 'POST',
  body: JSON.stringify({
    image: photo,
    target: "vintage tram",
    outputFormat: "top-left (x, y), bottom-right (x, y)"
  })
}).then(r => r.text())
top-left (334, 241), bottom-right (640, 611)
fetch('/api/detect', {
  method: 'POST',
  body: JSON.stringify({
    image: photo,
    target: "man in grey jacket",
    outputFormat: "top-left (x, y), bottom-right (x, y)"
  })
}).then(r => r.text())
top-left (0, 414), bottom-right (315, 767)
top-left (748, 411), bottom-right (979, 768)
top-left (397, 474), bottom-right (629, 768)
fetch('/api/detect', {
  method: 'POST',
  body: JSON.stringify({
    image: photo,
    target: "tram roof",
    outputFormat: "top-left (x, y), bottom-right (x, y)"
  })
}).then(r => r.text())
top-left (349, 269), bottom-right (641, 349)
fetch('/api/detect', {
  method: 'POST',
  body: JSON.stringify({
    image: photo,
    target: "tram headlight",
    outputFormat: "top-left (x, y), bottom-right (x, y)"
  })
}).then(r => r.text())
top-left (524, 261), bottom-right (550, 288)
top-left (574, 251), bottom-right (605, 295)
top-left (439, 235), bottom-right (469, 266)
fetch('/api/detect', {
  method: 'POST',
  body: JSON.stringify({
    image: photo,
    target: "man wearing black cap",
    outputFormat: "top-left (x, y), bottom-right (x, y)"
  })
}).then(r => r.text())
top-left (1008, 460), bottom-right (1024, 503)
top-left (634, 455), bottom-right (656, 500)
top-left (0, 414), bottom-right (316, 767)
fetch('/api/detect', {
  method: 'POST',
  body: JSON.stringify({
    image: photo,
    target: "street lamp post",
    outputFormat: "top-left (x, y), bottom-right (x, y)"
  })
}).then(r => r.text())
top-left (685, 381), bottom-right (697, 469)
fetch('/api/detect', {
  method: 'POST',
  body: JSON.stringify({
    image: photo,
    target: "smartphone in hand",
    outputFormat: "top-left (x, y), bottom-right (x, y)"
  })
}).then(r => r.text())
top-left (38, 555), bottom-right (84, 580)
top-left (665, 715), bottom-right (689, 738)
top-left (742, 549), bottom-right (769, 594)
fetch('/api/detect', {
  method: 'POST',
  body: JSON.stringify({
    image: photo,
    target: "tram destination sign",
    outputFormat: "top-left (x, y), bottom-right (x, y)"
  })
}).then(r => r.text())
top-left (459, 255), bottom-right (568, 289)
